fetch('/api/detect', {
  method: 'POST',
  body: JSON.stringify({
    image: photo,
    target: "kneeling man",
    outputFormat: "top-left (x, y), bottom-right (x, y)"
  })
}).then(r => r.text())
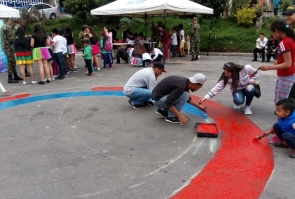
top-left (124, 62), bottom-right (166, 109)
top-left (152, 73), bottom-right (206, 124)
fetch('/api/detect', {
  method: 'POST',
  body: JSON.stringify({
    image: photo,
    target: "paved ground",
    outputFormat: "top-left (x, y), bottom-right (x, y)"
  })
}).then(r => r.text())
top-left (0, 54), bottom-right (294, 199)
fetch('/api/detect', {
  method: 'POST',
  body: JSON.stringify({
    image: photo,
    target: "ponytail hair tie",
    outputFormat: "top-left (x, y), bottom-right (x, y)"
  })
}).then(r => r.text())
top-left (286, 24), bottom-right (290, 28)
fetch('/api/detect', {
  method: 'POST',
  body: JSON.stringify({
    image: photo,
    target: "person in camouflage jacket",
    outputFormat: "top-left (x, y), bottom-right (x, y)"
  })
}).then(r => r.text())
top-left (1, 18), bottom-right (22, 83)
top-left (189, 17), bottom-right (200, 61)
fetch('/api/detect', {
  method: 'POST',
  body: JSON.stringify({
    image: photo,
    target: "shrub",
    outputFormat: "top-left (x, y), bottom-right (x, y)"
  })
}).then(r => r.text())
top-left (281, 0), bottom-right (292, 12)
top-left (235, 8), bottom-right (256, 27)
top-left (20, 7), bottom-right (43, 23)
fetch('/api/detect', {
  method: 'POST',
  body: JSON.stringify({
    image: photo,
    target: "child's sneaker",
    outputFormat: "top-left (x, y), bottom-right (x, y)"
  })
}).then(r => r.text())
top-left (244, 106), bottom-right (252, 115)
top-left (269, 135), bottom-right (281, 143)
top-left (289, 149), bottom-right (295, 158)
top-left (23, 81), bottom-right (28, 85)
top-left (233, 104), bottom-right (240, 109)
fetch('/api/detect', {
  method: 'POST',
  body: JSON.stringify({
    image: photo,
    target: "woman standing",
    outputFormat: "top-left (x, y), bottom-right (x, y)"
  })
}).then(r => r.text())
top-left (14, 27), bottom-right (36, 85)
top-left (64, 27), bottom-right (77, 72)
top-left (31, 24), bottom-right (51, 85)
top-left (199, 62), bottom-right (259, 115)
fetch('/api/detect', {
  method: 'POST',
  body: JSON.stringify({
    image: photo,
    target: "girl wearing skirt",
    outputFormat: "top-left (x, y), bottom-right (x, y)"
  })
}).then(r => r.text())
top-left (31, 24), bottom-right (51, 85)
top-left (14, 27), bottom-right (36, 85)
top-left (65, 27), bottom-right (77, 72)
top-left (87, 26), bottom-right (100, 70)
top-left (44, 30), bottom-right (55, 80)
top-left (260, 20), bottom-right (295, 143)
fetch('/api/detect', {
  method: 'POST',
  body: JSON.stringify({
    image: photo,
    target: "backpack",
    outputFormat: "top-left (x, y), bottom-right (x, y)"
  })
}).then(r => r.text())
top-left (104, 38), bottom-right (112, 51)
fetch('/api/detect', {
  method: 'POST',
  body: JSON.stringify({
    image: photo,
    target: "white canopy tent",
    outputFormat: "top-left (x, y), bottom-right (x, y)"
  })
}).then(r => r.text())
top-left (90, 0), bottom-right (213, 17)
top-left (0, 4), bottom-right (21, 18)
top-left (91, 0), bottom-right (214, 60)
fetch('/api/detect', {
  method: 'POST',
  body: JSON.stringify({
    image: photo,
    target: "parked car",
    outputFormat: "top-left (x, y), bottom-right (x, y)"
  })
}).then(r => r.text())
top-left (19, 3), bottom-right (60, 19)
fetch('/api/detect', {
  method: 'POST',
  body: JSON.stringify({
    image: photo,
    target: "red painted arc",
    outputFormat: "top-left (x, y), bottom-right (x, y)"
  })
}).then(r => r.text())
top-left (171, 95), bottom-right (274, 199)
top-left (0, 93), bottom-right (31, 103)
top-left (91, 86), bottom-right (123, 91)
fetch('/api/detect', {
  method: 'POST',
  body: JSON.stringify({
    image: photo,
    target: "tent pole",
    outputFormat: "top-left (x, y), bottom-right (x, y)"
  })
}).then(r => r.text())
top-left (163, 9), bottom-right (167, 64)
top-left (145, 12), bottom-right (147, 38)
top-left (207, 15), bottom-right (213, 56)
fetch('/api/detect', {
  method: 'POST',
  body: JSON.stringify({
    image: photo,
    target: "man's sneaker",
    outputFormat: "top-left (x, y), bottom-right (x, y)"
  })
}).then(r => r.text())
top-left (233, 104), bottom-right (240, 109)
top-left (289, 149), bottom-right (295, 158)
top-left (128, 99), bottom-right (141, 109)
top-left (143, 101), bottom-right (154, 107)
top-left (244, 106), bottom-right (252, 115)
top-left (156, 108), bottom-right (168, 118)
top-left (165, 116), bottom-right (180, 124)
top-left (269, 135), bottom-right (281, 143)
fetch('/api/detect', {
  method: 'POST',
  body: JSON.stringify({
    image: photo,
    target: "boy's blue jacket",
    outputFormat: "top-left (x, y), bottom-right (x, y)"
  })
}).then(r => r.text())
top-left (278, 111), bottom-right (295, 134)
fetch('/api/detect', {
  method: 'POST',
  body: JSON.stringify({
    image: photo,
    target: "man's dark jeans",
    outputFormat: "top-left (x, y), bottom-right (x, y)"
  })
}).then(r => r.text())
top-left (273, 123), bottom-right (295, 149)
top-left (54, 52), bottom-right (65, 78)
top-left (253, 47), bottom-right (265, 61)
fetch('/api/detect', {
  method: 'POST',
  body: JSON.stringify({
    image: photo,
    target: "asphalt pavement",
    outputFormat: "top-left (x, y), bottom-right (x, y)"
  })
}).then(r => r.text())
top-left (0, 53), bottom-right (293, 199)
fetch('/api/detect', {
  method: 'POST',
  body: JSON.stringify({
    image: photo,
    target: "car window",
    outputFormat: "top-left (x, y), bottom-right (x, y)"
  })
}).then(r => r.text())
top-left (42, 4), bottom-right (51, 9)
top-left (33, 4), bottom-right (41, 9)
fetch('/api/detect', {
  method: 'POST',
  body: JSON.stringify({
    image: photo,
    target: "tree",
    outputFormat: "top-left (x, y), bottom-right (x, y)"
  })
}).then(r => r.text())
top-left (193, 0), bottom-right (229, 19)
top-left (231, 0), bottom-right (251, 16)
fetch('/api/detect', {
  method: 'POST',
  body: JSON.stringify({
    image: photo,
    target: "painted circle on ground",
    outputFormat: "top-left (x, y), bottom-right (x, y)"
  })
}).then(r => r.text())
top-left (0, 87), bottom-right (274, 198)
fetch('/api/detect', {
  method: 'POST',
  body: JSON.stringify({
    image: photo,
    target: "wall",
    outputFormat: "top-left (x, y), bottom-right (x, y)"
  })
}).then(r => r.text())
top-left (0, 0), bottom-right (56, 9)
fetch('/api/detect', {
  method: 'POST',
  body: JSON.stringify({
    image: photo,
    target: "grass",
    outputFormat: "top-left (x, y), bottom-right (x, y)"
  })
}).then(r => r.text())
top-left (25, 15), bottom-right (278, 51)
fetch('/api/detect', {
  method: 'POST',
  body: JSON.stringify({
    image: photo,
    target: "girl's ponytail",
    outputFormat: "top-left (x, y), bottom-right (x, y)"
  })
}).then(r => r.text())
top-left (285, 25), bottom-right (295, 41)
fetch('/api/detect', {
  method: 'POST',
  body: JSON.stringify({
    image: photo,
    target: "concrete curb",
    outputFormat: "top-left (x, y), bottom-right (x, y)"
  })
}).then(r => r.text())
top-left (75, 51), bottom-right (252, 57)
top-left (200, 52), bottom-right (252, 57)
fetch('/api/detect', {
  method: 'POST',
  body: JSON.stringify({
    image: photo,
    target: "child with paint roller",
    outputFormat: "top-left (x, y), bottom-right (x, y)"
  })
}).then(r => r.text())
top-left (199, 62), bottom-right (259, 115)
top-left (263, 99), bottom-right (295, 158)
top-left (0, 82), bottom-right (10, 94)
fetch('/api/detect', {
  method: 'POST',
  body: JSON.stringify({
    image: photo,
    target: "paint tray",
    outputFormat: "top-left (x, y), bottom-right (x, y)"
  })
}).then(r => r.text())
top-left (195, 123), bottom-right (219, 138)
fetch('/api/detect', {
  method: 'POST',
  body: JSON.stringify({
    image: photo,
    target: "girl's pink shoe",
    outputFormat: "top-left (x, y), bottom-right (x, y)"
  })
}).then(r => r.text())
top-left (268, 135), bottom-right (281, 143)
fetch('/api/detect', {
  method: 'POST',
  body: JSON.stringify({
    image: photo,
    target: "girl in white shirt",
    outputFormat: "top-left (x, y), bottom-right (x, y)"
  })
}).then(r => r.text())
top-left (170, 28), bottom-right (178, 57)
top-left (199, 62), bottom-right (259, 115)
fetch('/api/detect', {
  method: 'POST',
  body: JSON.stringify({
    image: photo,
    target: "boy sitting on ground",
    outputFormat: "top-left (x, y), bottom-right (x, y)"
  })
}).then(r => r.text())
top-left (264, 99), bottom-right (295, 158)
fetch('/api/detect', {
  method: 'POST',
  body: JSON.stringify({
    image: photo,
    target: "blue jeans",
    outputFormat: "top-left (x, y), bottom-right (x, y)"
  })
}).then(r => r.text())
top-left (103, 53), bottom-right (113, 68)
top-left (273, 123), bottom-right (295, 149)
top-left (54, 52), bottom-right (65, 77)
top-left (127, 88), bottom-right (152, 105)
top-left (154, 92), bottom-right (190, 117)
top-left (232, 85), bottom-right (256, 106)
